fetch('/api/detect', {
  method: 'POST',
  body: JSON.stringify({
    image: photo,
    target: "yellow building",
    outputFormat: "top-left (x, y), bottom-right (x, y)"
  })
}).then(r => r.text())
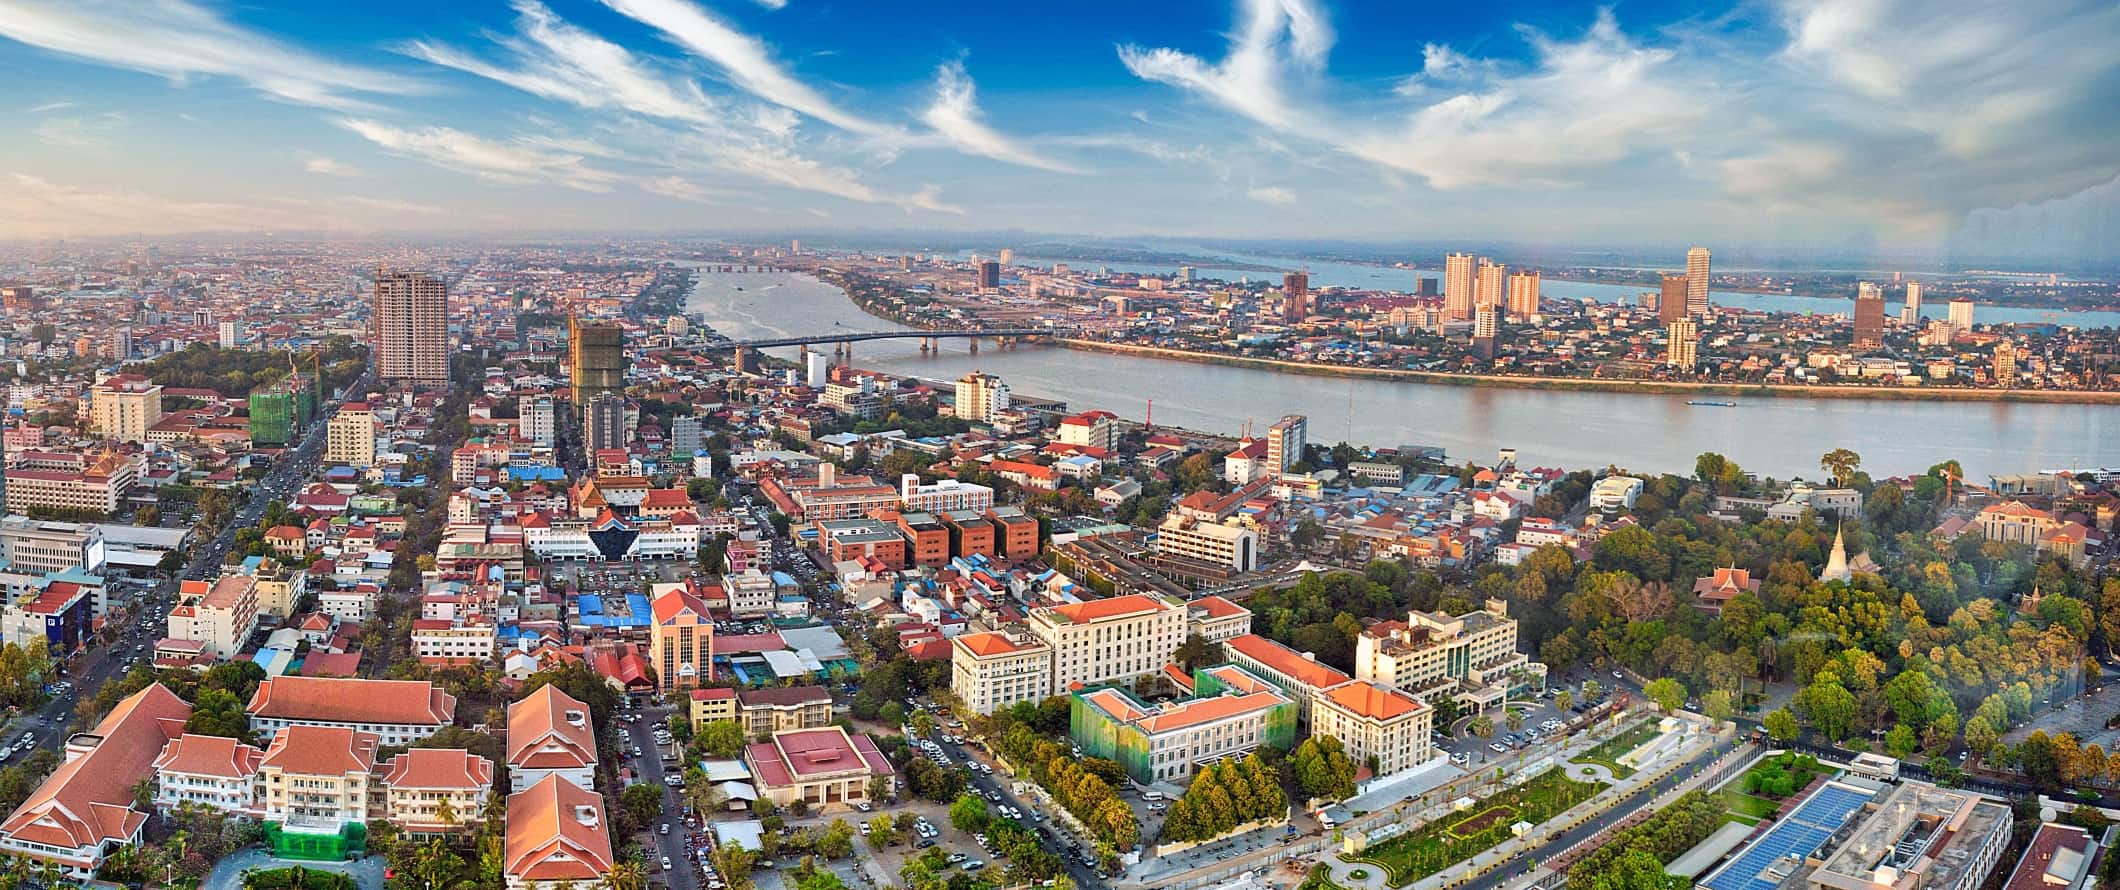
top-left (380, 748), bottom-right (496, 835)
top-left (1354, 599), bottom-right (1543, 712)
top-left (259, 725), bottom-right (378, 833)
top-left (1311, 681), bottom-right (1434, 779)
top-left (1026, 593), bottom-right (1186, 692)
top-left (325, 403), bottom-right (376, 468)
top-left (950, 631), bottom-right (1053, 715)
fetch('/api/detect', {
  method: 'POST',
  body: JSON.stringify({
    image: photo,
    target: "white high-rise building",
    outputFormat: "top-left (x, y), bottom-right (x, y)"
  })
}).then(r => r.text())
top-left (805, 352), bottom-right (830, 388)
top-left (521, 395), bottom-right (555, 448)
top-left (1474, 259), bottom-right (1505, 313)
top-left (953, 371), bottom-right (1009, 423)
top-left (1667, 318), bottom-right (1698, 370)
top-left (1685, 247), bottom-right (1711, 317)
top-left (1901, 281), bottom-right (1923, 325)
top-left (1265, 414), bottom-right (1306, 476)
top-left (217, 321), bottom-right (240, 349)
top-left (1949, 297), bottom-right (1975, 332)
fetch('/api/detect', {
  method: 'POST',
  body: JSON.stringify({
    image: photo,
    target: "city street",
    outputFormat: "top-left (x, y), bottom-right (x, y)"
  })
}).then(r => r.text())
top-left (620, 703), bottom-right (699, 890)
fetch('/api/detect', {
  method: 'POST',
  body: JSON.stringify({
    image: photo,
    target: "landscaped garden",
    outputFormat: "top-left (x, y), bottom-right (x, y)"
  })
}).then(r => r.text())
top-left (1723, 752), bottom-right (1823, 825)
top-left (1353, 770), bottom-right (1603, 886)
top-left (1572, 719), bottom-right (1664, 779)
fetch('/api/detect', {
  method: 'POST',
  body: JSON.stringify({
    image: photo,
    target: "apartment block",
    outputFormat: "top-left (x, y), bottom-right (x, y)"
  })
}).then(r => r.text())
top-left (166, 573), bottom-right (260, 660)
top-left (380, 748), bottom-right (496, 834)
top-left (984, 505), bottom-right (1040, 561)
top-left (735, 686), bottom-right (834, 736)
top-left (89, 375), bottom-right (162, 443)
top-left (0, 517), bottom-right (106, 575)
top-left (3, 451), bottom-right (138, 517)
top-left (648, 586), bottom-right (714, 692)
top-left (325, 403), bottom-right (377, 468)
top-left (950, 631), bottom-right (1055, 715)
top-left (1154, 514), bottom-right (1259, 572)
top-left (258, 725), bottom-right (378, 834)
top-left (900, 474), bottom-right (994, 514)
top-left (1027, 594), bottom-right (1187, 691)
top-left (153, 733), bottom-right (266, 817)
top-left (1185, 595), bottom-right (1252, 643)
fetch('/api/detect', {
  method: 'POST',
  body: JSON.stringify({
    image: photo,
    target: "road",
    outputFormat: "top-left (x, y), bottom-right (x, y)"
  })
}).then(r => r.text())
top-left (921, 727), bottom-right (1110, 890)
top-left (622, 703), bottom-right (699, 890)
top-left (1469, 736), bottom-right (1738, 890)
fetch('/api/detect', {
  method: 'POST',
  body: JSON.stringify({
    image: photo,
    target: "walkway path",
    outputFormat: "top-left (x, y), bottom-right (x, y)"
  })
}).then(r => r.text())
top-left (1324, 859), bottom-right (1388, 890)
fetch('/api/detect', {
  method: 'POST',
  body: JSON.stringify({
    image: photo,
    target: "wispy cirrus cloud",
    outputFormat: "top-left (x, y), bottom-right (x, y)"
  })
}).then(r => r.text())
top-left (25, 100), bottom-right (73, 113)
top-left (0, 0), bottom-right (420, 111)
top-left (2, 172), bottom-right (308, 237)
top-left (1118, 0), bottom-right (1333, 131)
top-left (303, 156), bottom-right (360, 177)
top-left (599, 0), bottom-right (893, 137)
top-left (335, 118), bottom-right (624, 192)
top-left (1246, 185), bottom-right (1296, 205)
top-left (404, 0), bottom-right (717, 126)
top-left (919, 61), bottom-right (1082, 174)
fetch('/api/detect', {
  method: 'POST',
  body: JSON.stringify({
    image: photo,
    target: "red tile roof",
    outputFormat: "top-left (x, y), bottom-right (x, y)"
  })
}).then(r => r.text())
top-left (505, 774), bottom-right (614, 884)
top-left (261, 725), bottom-right (379, 776)
top-left (153, 733), bottom-right (264, 779)
top-left (507, 685), bottom-right (598, 771)
top-left (0, 684), bottom-right (190, 859)
top-left (246, 676), bottom-right (455, 728)
top-left (381, 748), bottom-right (495, 791)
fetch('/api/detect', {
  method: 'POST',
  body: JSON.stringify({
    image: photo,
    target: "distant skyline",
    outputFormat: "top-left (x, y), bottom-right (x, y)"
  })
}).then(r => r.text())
top-left (1, 0), bottom-right (2116, 261)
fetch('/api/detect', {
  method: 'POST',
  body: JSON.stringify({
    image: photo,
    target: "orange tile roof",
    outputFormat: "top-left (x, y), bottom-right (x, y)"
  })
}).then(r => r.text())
top-left (651, 587), bottom-right (711, 625)
top-left (507, 685), bottom-right (597, 770)
top-left (381, 748), bottom-right (495, 790)
top-left (261, 725), bottom-right (379, 776)
top-left (1189, 595), bottom-right (1249, 619)
top-left (1319, 681), bottom-right (1426, 721)
top-left (1041, 594), bottom-right (1174, 624)
top-left (953, 631), bottom-right (1046, 658)
top-left (505, 774), bottom-right (614, 883)
top-left (1224, 634), bottom-right (1352, 690)
top-left (153, 733), bottom-right (264, 779)
top-left (0, 684), bottom-right (190, 857)
top-left (246, 676), bottom-right (455, 728)
top-left (1134, 691), bottom-right (1285, 733)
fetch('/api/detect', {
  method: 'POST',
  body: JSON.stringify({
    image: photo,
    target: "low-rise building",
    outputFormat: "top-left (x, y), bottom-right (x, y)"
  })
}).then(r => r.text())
top-left (258, 725), bottom-right (378, 835)
top-left (744, 728), bottom-right (894, 812)
top-left (380, 748), bottom-right (496, 835)
top-left (246, 676), bottom-right (455, 746)
top-left (1222, 633), bottom-right (1353, 724)
top-left (504, 774), bottom-right (614, 890)
top-left (735, 686), bottom-right (835, 736)
top-left (153, 734), bottom-right (266, 817)
top-left (1154, 514), bottom-right (1259, 572)
top-left (167, 573), bottom-right (261, 660)
top-left (507, 685), bottom-right (597, 793)
top-left (0, 684), bottom-right (191, 880)
top-left (1027, 593), bottom-right (1187, 692)
top-left (1354, 599), bottom-right (1544, 712)
top-left (1071, 664), bottom-right (1297, 784)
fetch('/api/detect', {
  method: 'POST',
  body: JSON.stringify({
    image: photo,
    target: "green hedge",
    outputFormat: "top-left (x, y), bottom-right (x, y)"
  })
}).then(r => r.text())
top-left (241, 866), bottom-right (357, 890)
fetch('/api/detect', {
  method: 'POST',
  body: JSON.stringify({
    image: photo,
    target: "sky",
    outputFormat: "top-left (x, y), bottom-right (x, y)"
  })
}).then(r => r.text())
top-left (0, 0), bottom-right (2116, 260)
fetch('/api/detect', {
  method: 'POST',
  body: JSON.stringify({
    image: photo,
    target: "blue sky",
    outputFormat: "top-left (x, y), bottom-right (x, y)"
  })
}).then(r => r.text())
top-left (2, 0), bottom-right (2117, 258)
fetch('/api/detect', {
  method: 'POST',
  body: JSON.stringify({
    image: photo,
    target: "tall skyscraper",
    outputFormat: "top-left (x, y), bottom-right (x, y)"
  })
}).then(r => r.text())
top-left (1993, 341), bottom-right (2018, 387)
top-left (1265, 415), bottom-right (1307, 476)
top-left (1852, 282), bottom-right (1885, 348)
top-left (998, 247), bottom-right (1013, 266)
top-left (373, 268), bottom-right (449, 385)
top-left (1282, 272), bottom-right (1310, 323)
top-left (567, 317), bottom-right (625, 405)
top-left (1658, 274), bottom-right (1689, 324)
top-left (584, 391), bottom-right (627, 451)
top-left (1505, 270), bottom-right (1541, 321)
top-left (1684, 247), bottom-right (1711, 317)
top-left (217, 320), bottom-right (239, 349)
top-left (1474, 259), bottom-right (1505, 313)
top-left (1900, 281), bottom-right (1923, 325)
top-left (1948, 297), bottom-right (1975, 332)
top-left (1473, 305), bottom-right (1499, 340)
top-left (1443, 253), bottom-right (1475, 320)
top-left (976, 261), bottom-right (1001, 291)
top-left (1666, 318), bottom-right (1698, 370)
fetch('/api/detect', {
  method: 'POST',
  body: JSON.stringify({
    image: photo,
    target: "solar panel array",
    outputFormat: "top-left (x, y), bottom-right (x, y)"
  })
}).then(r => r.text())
top-left (1702, 784), bottom-right (1873, 890)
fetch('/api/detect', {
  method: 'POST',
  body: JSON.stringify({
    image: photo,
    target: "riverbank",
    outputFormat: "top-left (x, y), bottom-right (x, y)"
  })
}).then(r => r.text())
top-left (1055, 339), bottom-right (2120, 405)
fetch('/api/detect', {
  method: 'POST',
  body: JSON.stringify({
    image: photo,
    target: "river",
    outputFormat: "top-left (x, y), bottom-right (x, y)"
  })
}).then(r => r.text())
top-left (954, 249), bottom-right (2120, 328)
top-left (685, 269), bottom-right (2119, 480)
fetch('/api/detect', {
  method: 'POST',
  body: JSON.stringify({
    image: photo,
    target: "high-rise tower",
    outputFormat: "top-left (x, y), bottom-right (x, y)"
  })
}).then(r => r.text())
top-left (1684, 247), bottom-right (1711, 317)
top-left (372, 267), bottom-right (449, 385)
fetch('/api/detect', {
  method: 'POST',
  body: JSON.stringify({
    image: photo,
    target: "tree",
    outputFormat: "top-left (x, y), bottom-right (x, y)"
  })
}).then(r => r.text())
top-left (1469, 716), bottom-right (1495, 740)
top-left (696, 720), bottom-right (747, 758)
top-left (1701, 689), bottom-right (1735, 722)
top-left (1885, 724), bottom-right (1918, 760)
top-left (1505, 709), bottom-right (1525, 732)
top-left (1643, 678), bottom-right (1686, 713)
top-left (1764, 708), bottom-right (1800, 743)
top-left (620, 784), bottom-right (664, 826)
top-left (1820, 449), bottom-right (1861, 488)
top-left (818, 819), bottom-right (855, 860)
top-left (1289, 737), bottom-right (1358, 801)
top-left (1798, 676), bottom-right (1858, 741)
top-left (605, 860), bottom-right (648, 890)
top-left (949, 793), bottom-right (990, 833)
top-left (712, 841), bottom-right (760, 890)
top-left (1171, 634), bottom-right (1219, 672)
top-left (866, 815), bottom-right (897, 849)
top-left (1555, 690), bottom-right (1574, 713)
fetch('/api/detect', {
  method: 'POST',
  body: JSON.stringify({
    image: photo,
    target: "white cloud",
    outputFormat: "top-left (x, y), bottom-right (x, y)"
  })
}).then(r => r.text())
top-left (599, 0), bottom-right (892, 136)
top-left (0, 0), bottom-right (419, 111)
top-left (337, 195), bottom-right (445, 215)
top-left (919, 61), bottom-right (1082, 173)
top-left (0, 172), bottom-right (309, 238)
top-left (1353, 11), bottom-right (1701, 189)
top-left (303, 156), bottom-right (360, 177)
top-left (404, 0), bottom-right (717, 125)
top-left (638, 176), bottom-right (720, 203)
top-left (1117, 0), bottom-right (1332, 131)
top-left (31, 112), bottom-right (124, 150)
top-left (25, 100), bottom-right (73, 113)
top-left (1246, 185), bottom-right (1296, 205)
top-left (753, 0), bottom-right (788, 8)
top-left (335, 118), bottom-right (623, 191)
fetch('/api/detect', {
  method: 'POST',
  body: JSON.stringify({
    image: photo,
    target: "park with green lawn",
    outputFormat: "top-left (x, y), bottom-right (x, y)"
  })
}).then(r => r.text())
top-left (1722, 752), bottom-right (1824, 825)
top-left (1351, 770), bottom-right (1604, 886)
top-left (1572, 719), bottom-right (1664, 779)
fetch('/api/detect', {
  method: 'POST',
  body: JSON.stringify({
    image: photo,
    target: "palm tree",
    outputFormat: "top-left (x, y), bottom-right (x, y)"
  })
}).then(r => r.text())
top-left (1819, 448), bottom-right (1861, 488)
top-left (1505, 710), bottom-right (1524, 733)
top-left (603, 860), bottom-right (648, 890)
top-left (1555, 690), bottom-right (1574, 713)
top-left (435, 796), bottom-right (460, 831)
